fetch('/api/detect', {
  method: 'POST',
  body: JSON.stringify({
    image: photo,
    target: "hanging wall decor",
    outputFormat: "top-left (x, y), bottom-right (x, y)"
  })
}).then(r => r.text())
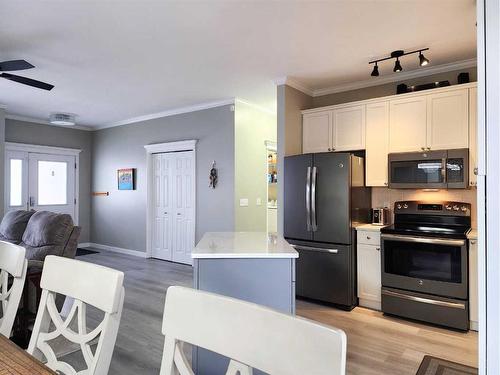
top-left (209, 161), bottom-right (218, 189)
top-left (118, 168), bottom-right (136, 190)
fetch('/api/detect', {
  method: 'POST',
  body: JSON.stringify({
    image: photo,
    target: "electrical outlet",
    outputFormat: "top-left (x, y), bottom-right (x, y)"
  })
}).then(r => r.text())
top-left (256, 198), bottom-right (262, 206)
top-left (239, 198), bottom-right (249, 207)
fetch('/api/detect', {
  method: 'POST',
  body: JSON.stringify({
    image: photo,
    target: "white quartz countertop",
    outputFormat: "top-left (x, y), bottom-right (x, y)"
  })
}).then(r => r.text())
top-left (192, 232), bottom-right (298, 259)
top-left (355, 223), bottom-right (389, 232)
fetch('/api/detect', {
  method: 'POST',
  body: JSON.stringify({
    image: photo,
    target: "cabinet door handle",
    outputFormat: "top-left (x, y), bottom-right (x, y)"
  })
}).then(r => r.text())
top-left (366, 236), bottom-right (371, 240)
top-left (376, 247), bottom-right (381, 251)
top-left (427, 147), bottom-right (431, 151)
top-left (421, 147), bottom-right (425, 151)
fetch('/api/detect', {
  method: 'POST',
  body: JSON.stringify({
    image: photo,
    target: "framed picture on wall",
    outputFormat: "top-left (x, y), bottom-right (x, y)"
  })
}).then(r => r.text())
top-left (118, 168), bottom-right (135, 190)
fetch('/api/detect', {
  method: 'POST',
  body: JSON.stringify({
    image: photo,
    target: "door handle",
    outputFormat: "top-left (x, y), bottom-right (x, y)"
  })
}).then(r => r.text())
top-left (291, 245), bottom-right (338, 254)
top-left (311, 166), bottom-right (318, 232)
top-left (29, 196), bottom-right (35, 207)
top-left (306, 167), bottom-right (312, 231)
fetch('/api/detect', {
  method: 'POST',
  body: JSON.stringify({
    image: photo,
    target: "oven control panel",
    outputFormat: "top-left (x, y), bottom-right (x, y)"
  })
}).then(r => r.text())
top-left (394, 201), bottom-right (471, 216)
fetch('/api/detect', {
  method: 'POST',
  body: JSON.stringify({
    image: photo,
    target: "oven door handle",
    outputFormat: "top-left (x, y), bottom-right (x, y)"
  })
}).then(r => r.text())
top-left (382, 289), bottom-right (466, 310)
top-left (380, 233), bottom-right (466, 247)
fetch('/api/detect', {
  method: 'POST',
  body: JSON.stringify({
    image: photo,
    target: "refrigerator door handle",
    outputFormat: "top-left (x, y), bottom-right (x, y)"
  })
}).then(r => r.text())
top-left (306, 167), bottom-right (312, 231)
top-left (311, 166), bottom-right (318, 231)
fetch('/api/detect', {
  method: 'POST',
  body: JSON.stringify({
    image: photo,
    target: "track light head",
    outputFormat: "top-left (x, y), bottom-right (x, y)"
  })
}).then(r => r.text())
top-left (393, 58), bottom-right (402, 73)
top-left (419, 51), bottom-right (429, 66)
top-left (371, 63), bottom-right (379, 77)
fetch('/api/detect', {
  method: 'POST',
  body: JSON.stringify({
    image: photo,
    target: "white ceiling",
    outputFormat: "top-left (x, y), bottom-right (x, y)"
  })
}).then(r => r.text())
top-left (0, 0), bottom-right (476, 128)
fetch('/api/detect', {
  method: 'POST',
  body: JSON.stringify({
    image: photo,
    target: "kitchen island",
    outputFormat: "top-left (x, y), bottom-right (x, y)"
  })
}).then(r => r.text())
top-left (192, 231), bottom-right (298, 375)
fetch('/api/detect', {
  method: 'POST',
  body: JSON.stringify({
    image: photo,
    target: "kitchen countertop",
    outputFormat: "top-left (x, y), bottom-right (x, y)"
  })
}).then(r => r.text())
top-left (467, 229), bottom-right (478, 240)
top-left (355, 223), bottom-right (389, 232)
top-left (192, 232), bottom-right (298, 259)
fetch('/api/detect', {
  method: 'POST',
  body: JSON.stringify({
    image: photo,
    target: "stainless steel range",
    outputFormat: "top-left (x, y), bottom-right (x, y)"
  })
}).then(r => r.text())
top-left (380, 201), bottom-right (471, 330)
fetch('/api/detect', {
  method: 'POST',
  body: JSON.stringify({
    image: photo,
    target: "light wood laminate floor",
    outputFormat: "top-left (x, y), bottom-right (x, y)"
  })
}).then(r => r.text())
top-left (73, 250), bottom-right (477, 375)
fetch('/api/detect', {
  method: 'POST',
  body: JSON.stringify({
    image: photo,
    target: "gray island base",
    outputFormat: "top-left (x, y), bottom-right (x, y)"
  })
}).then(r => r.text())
top-left (191, 232), bottom-right (298, 375)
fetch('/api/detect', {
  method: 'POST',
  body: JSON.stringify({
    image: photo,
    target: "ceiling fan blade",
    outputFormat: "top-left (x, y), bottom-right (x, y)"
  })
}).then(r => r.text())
top-left (0, 73), bottom-right (54, 90)
top-left (0, 59), bottom-right (34, 71)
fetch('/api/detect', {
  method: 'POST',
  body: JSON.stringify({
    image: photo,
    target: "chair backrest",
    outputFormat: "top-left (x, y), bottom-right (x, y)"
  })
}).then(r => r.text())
top-left (28, 255), bottom-right (125, 375)
top-left (159, 286), bottom-right (347, 375)
top-left (0, 241), bottom-right (27, 337)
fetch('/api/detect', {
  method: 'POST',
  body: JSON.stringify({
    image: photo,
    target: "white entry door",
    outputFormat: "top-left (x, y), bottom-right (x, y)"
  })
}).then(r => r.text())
top-left (152, 151), bottom-right (195, 265)
top-left (5, 151), bottom-right (77, 221)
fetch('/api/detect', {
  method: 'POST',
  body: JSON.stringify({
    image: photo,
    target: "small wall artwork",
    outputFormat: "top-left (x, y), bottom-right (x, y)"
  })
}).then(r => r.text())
top-left (118, 168), bottom-right (135, 190)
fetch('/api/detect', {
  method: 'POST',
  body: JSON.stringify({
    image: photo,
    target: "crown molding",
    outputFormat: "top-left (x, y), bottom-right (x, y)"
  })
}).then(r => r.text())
top-left (97, 98), bottom-right (236, 130)
top-left (275, 59), bottom-right (477, 98)
top-left (5, 114), bottom-right (93, 131)
top-left (274, 76), bottom-right (314, 96)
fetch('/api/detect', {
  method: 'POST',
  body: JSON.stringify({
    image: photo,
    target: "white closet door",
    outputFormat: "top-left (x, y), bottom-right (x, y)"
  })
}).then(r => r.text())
top-left (28, 153), bottom-right (76, 220)
top-left (152, 154), bottom-right (174, 260)
top-left (171, 151), bottom-right (195, 265)
top-left (4, 151), bottom-right (29, 213)
top-left (152, 151), bottom-right (195, 265)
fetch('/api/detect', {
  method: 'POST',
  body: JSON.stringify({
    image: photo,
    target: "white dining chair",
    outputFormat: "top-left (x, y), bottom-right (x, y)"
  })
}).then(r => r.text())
top-left (0, 241), bottom-right (27, 338)
top-left (159, 286), bottom-right (347, 375)
top-left (28, 255), bottom-right (125, 375)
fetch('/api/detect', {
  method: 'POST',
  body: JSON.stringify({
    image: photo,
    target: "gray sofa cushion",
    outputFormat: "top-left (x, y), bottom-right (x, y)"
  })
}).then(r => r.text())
top-left (22, 211), bottom-right (74, 248)
top-left (0, 210), bottom-right (35, 243)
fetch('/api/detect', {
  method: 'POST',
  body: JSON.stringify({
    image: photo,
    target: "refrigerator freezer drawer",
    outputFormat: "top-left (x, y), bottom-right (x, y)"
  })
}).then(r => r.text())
top-left (294, 243), bottom-right (354, 307)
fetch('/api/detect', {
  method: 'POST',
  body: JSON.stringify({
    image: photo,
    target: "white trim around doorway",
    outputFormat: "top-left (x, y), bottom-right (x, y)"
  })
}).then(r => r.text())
top-left (144, 140), bottom-right (197, 259)
top-left (4, 142), bottom-right (81, 225)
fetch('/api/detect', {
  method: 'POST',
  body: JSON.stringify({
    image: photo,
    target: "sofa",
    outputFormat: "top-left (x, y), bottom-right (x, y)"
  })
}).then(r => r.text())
top-left (0, 210), bottom-right (81, 263)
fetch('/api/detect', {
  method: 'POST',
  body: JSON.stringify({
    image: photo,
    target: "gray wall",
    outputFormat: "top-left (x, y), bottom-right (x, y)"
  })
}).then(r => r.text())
top-left (0, 109), bottom-right (5, 215)
top-left (4, 119), bottom-right (93, 242)
top-left (276, 85), bottom-right (313, 235)
top-left (312, 67), bottom-right (477, 108)
top-left (91, 105), bottom-right (235, 252)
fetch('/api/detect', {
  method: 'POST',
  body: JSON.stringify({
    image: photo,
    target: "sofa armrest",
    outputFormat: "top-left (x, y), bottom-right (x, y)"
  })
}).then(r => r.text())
top-left (62, 226), bottom-right (81, 259)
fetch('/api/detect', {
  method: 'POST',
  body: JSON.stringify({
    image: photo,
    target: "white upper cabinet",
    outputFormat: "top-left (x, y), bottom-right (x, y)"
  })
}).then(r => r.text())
top-left (332, 105), bottom-right (366, 151)
top-left (469, 87), bottom-right (478, 186)
top-left (389, 96), bottom-right (427, 152)
top-left (427, 88), bottom-right (469, 150)
top-left (302, 111), bottom-right (332, 153)
top-left (365, 102), bottom-right (389, 186)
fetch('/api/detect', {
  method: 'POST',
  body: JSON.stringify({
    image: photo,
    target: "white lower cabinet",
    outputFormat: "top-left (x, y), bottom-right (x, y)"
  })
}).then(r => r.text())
top-left (357, 230), bottom-right (382, 310)
top-left (469, 238), bottom-right (478, 331)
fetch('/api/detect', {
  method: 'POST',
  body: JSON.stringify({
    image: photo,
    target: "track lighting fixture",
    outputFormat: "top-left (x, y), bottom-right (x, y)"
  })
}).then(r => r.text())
top-left (393, 58), bottom-right (402, 73)
top-left (419, 51), bottom-right (429, 66)
top-left (369, 48), bottom-right (429, 77)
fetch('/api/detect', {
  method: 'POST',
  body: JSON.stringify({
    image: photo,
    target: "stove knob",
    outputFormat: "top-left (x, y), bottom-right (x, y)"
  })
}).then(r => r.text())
top-left (403, 203), bottom-right (408, 209)
top-left (445, 204), bottom-right (452, 210)
top-left (397, 204), bottom-right (402, 209)
top-left (461, 206), bottom-right (468, 212)
top-left (453, 205), bottom-right (460, 211)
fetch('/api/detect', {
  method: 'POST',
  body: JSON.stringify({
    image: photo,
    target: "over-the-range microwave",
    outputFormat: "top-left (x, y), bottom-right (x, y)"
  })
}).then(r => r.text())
top-left (388, 148), bottom-right (469, 189)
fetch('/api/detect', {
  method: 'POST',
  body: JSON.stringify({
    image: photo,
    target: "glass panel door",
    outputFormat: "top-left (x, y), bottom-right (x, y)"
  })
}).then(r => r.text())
top-left (28, 153), bottom-right (76, 220)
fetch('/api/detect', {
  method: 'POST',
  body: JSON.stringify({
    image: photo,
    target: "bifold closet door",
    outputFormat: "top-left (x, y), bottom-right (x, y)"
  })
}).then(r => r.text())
top-left (152, 151), bottom-right (195, 265)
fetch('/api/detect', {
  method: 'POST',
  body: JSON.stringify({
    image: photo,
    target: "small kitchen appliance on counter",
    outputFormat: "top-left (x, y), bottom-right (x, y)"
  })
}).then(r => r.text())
top-left (380, 201), bottom-right (471, 330)
top-left (371, 208), bottom-right (391, 225)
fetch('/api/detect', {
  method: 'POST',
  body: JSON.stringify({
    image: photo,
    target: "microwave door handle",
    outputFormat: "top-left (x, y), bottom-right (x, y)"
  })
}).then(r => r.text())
top-left (311, 166), bottom-right (318, 232)
top-left (306, 167), bottom-right (312, 231)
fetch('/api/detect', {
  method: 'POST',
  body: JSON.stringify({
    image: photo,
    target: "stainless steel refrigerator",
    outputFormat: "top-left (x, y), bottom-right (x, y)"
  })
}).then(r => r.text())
top-left (284, 152), bottom-right (371, 309)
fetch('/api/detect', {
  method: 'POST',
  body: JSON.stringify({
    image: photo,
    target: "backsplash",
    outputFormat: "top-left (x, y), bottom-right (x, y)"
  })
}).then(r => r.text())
top-left (372, 187), bottom-right (478, 228)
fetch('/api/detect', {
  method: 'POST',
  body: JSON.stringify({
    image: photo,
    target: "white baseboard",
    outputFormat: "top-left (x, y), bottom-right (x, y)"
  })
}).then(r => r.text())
top-left (79, 242), bottom-right (148, 258)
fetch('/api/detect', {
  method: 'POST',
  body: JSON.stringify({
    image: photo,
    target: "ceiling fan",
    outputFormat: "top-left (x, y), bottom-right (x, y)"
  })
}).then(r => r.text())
top-left (0, 59), bottom-right (54, 91)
